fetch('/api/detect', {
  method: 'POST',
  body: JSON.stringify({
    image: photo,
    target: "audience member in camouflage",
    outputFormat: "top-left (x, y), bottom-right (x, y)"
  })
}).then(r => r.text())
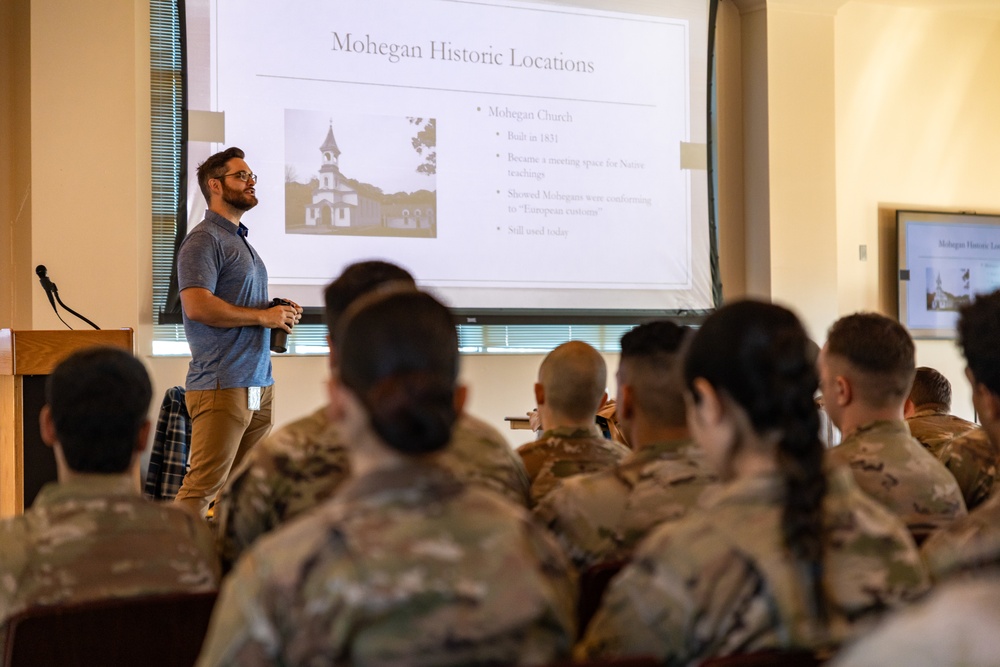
top-left (578, 469), bottom-right (929, 664)
top-left (535, 437), bottom-right (715, 569)
top-left (820, 313), bottom-right (967, 542)
top-left (905, 367), bottom-right (979, 457)
top-left (520, 425), bottom-right (630, 502)
top-left (199, 464), bottom-right (576, 667)
top-left (937, 426), bottom-right (999, 511)
top-left (535, 321), bottom-right (717, 569)
top-left (832, 291), bottom-right (1000, 666)
top-left (579, 302), bottom-right (929, 665)
top-left (907, 406), bottom-right (980, 458)
top-left (520, 341), bottom-right (628, 502)
top-left (0, 348), bottom-right (219, 651)
top-left (198, 291), bottom-right (576, 666)
top-left (827, 420), bottom-right (967, 540)
top-left (214, 405), bottom-right (350, 569)
top-left (216, 406), bottom-right (530, 569)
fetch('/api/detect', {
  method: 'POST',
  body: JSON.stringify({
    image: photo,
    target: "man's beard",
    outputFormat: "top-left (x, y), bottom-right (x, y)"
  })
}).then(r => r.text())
top-left (222, 181), bottom-right (258, 211)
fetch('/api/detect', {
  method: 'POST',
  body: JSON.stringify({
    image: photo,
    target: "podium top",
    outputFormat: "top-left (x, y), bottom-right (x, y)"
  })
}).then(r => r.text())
top-left (0, 329), bottom-right (134, 376)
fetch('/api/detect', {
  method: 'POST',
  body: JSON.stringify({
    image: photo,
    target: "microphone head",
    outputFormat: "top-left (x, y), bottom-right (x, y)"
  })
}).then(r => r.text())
top-left (36, 265), bottom-right (47, 278)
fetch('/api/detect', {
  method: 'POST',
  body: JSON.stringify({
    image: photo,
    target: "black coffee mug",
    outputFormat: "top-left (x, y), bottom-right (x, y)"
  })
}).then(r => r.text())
top-left (269, 298), bottom-right (293, 353)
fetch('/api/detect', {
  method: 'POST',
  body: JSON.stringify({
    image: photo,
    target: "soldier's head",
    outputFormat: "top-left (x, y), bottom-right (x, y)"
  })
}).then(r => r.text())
top-left (819, 312), bottom-right (915, 430)
top-left (330, 290), bottom-right (460, 456)
top-left (324, 261), bottom-right (416, 344)
top-left (42, 347), bottom-right (152, 475)
top-left (535, 341), bottom-right (607, 428)
top-left (959, 290), bottom-right (1000, 429)
top-left (616, 321), bottom-right (690, 439)
top-left (905, 367), bottom-right (952, 416)
top-left (684, 300), bottom-right (826, 610)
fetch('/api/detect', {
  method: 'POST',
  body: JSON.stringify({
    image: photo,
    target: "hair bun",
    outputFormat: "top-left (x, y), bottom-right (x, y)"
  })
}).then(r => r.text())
top-left (365, 373), bottom-right (455, 455)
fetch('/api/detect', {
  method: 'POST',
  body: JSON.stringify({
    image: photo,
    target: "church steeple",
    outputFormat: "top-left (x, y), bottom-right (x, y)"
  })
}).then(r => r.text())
top-left (320, 121), bottom-right (341, 166)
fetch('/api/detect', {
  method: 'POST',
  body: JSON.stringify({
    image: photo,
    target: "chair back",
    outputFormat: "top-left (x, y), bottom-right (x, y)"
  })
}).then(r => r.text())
top-left (3, 590), bottom-right (218, 667)
top-left (578, 559), bottom-right (627, 636)
top-left (698, 648), bottom-right (827, 667)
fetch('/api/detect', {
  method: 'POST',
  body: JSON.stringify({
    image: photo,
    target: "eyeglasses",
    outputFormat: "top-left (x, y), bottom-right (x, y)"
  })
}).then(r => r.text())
top-left (218, 171), bottom-right (258, 183)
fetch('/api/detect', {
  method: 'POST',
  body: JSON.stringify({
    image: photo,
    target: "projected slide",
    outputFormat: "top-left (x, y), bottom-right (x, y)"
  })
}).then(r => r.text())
top-left (186, 0), bottom-right (712, 313)
top-left (900, 215), bottom-right (1000, 334)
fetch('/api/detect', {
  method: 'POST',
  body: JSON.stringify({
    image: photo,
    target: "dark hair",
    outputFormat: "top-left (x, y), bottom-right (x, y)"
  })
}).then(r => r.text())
top-left (684, 300), bottom-right (827, 621)
top-left (45, 347), bottom-right (152, 473)
top-left (908, 367), bottom-right (952, 411)
top-left (196, 146), bottom-right (245, 204)
top-left (619, 321), bottom-right (690, 427)
top-left (959, 290), bottom-right (1000, 396)
top-left (324, 261), bottom-right (416, 339)
top-left (335, 291), bottom-right (458, 455)
top-left (825, 312), bottom-right (915, 407)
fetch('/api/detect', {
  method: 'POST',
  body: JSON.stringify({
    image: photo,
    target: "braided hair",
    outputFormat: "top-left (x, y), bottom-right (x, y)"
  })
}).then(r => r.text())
top-left (684, 300), bottom-right (828, 622)
top-left (335, 290), bottom-right (459, 455)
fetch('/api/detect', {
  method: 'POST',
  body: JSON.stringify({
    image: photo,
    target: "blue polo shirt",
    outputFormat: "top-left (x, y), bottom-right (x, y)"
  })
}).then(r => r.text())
top-left (178, 211), bottom-right (273, 390)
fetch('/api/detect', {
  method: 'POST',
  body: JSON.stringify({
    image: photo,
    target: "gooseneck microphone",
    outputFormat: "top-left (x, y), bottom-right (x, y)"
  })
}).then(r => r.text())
top-left (34, 265), bottom-right (101, 330)
top-left (35, 265), bottom-right (58, 313)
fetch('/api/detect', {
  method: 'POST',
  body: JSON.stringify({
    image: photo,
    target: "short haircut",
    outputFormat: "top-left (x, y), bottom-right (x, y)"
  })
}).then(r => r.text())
top-left (538, 341), bottom-right (607, 422)
top-left (196, 146), bottom-right (245, 205)
top-left (619, 321), bottom-right (691, 427)
top-left (908, 367), bottom-right (952, 411)
top-left (959, 290), bottom-right (1000, 396)
top-left (825, 312), bottom-right (915, 408)
top-left (45, 347), bottom-right (152, 474)
top-left (324, 261), bottom-right (416, 339)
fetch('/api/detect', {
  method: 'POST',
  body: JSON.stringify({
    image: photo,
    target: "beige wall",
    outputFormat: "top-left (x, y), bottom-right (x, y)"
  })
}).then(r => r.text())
top-left (5, 0), bottom-right (998, 444)
top-left (833, 2), bottom-right (1000, 419)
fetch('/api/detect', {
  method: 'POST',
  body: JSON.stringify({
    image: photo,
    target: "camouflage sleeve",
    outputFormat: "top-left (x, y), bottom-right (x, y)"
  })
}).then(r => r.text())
top-left (577, 522), bottom-right (777, 666)
top-left (533, 480), bottom-right (614, 570)
top-left (195, 551), bottom-right (280, 667)
top-left (214, 446), bottom-right (286, 572)
top-left (519, 516), bottom-right (580, 654)
top-left (938, 435), bottom-right (998, 511)
top-left (0, 518), bottom-right (29, 627)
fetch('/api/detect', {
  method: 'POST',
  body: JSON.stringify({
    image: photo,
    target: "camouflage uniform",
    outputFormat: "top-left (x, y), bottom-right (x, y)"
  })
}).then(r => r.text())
top-left (577, 468), bottom-right (929, 665)
top-left (197, 462), bottom-right (577, 666)
top-left (937, 427), bottom-right (1000, 511)
top-left (829, 577), bottom-right (1000, 667)
top-left (921, 489), bottom-right (1000, 580)
top-left (0, 476), bottom-right (219, 653)
top-left (906, 407), bottom-right (979, 458)
top-left (518, 425), bottom-right (631, 503)
top-left (826, 420), bottom-right (967, 541)
top-left (534, 438), bottom-right (718, 569)
top-left (216, 407), bottom-right (531, 569)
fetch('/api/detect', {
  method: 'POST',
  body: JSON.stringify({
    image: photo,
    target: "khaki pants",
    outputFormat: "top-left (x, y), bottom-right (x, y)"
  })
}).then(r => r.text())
top-left (174, 385), bottom-right (274, 518)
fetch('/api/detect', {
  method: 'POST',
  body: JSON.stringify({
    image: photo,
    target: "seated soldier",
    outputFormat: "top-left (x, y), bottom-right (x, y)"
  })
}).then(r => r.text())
top-left (215, 261), bottom-right (530, 569)
top-left (822, 313), bottom-right (967, 542)
top-left (197, 291), bottom-right (576, 666)
top-left (579, 302), bottom-right (928, 665)
top-left (0, 347), bottom-right (219, 644)
top-left (905, 366), bottom-right (979, 457)
top-left (534, 321), bottom-right (718, 569)
top-left (835, 290), bottom-right (1000, 665)
top-left (922, 290), bottom-right (1000, 581)
top-left (518, 341), bottom-right (631, 503)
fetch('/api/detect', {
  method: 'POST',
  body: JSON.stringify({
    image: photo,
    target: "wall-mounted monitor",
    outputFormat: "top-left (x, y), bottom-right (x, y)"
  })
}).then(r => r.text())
top-left (898, 209), bottom-right (1000, 338)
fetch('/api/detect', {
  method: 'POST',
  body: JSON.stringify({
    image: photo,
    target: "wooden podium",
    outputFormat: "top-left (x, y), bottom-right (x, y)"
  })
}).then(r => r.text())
top-left (0, 329), bottom-right (135, 517)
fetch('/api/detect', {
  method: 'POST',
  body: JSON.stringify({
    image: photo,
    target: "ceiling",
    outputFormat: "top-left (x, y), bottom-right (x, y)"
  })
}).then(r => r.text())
top-left (731, 0), bottom-right (1000, 17)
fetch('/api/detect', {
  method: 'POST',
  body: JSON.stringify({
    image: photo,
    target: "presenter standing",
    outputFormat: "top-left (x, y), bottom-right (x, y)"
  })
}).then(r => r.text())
top-left (175, 147), bottom-right (301, 518)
